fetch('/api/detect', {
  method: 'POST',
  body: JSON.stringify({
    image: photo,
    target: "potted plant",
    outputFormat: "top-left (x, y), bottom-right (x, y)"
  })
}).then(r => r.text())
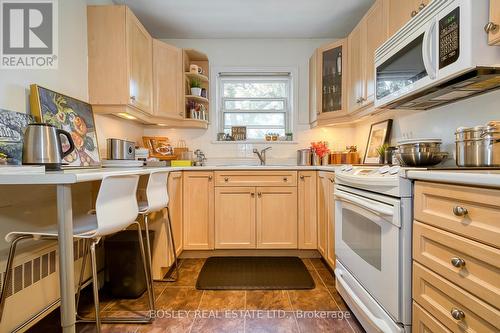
top-left (190, 78), bottom-right (202, 96)
top-left (376, 144), bottom-right (389, 164)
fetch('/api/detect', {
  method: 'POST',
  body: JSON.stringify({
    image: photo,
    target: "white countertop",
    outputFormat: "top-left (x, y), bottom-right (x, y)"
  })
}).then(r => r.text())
top-left (406, 169), bottom-right (500, 188)
top-left (0, 165), bottom-right (340, 185)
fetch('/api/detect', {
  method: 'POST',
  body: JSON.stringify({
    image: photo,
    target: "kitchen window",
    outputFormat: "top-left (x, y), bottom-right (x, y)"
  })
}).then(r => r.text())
top-left (217, 72), bottom-right (292, 141)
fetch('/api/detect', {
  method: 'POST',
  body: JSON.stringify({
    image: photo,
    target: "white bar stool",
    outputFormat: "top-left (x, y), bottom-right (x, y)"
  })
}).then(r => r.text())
top-left (138, 171), bottom-right (178, 295)
top-left (0, 175), bottom-right (155, 333)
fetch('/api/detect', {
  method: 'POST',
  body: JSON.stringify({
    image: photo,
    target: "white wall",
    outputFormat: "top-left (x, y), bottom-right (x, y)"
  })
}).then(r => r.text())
top-left (144, 39), bottom-right (355, 164)
top-left (353, 89), bottom-right (500, 164)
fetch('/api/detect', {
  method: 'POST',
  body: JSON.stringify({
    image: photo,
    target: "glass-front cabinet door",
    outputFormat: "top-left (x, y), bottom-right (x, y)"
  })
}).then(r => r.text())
top-left (318, 40), bottom-right (347, 117)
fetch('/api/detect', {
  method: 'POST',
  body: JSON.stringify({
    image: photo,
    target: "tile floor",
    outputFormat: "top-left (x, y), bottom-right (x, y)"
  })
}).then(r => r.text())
top-left (28, 258), bottom-right (364, 333)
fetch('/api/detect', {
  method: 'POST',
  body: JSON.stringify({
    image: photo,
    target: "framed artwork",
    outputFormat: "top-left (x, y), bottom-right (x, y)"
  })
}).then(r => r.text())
top-left (363, 119), bottom-right (393, 164)
top-left (0, 108), bottom-right (34, 165)
top-left (30, 84), bottom-right (101, 168)
top-left (231, 126), bottom-right (247, 141)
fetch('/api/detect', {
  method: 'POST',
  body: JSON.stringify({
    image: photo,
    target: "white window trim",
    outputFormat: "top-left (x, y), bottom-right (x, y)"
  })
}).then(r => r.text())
top-left (211, 66), bottom-right (298, 143)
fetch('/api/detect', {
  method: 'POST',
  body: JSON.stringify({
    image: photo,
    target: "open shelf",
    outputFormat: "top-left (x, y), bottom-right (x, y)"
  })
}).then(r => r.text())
top-left (185, 72), bottom-right (209, 82)
top-left (186, 95), bottom-right (209, 103)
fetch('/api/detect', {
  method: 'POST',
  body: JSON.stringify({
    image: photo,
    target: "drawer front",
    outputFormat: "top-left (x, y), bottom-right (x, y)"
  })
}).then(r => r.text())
top-left (413, 302), bottom-right (452, 333)
top-left (413, 222), bottom-right (500, 309)
top-left (214, 171), bottom-right (297, 187)
top-left (413, 262), bottom-right (500, 333)
top-left (414, 181), bottom-right (500, 248)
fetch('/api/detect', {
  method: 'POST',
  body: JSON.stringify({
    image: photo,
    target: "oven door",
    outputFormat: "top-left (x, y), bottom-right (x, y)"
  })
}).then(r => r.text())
top-left (334, 187), bottom-right (401, 321)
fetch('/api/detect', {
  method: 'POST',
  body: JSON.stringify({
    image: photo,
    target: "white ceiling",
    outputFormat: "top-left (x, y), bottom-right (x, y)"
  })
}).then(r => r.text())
top-left (113, 0), bottom-right (375, 39)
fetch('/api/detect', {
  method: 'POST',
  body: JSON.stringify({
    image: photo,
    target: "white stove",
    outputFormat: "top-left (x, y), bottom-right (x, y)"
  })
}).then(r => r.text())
top-left (334, 165), bottom-right (413, 333)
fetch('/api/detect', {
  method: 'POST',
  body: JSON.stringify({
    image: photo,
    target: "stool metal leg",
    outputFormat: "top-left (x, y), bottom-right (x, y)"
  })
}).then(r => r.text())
top-left (134, 222), bottom-right (155, 313)
top-left (164, 206), bottom-right (179, 282)
top-left (75, 239), bottom-right (89, 320)
top-left (89, 239), bottom-right (102, 333)
top-left (0, 235), bottom-right (33, 320)
top-left (142, 214), bottom-right (156, 310)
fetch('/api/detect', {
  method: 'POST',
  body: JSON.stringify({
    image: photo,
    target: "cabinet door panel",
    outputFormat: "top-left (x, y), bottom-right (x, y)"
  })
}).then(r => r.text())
top-left (183, 172), bottom-right (214, 249)
top-left (153, 40), bottom-right (183, 119)
top-left (256, 187), bottom-right (298, 249)
top-left (364, 0), bottom-right (387, 104)
top-left (126, 8), bottom-right (153, 114)
top-left (387, 0), bottom-right (415, 37)
top-left (487, 0), bottom-right (500, 45)
top-left (317, 172), bottom-right (333, 256)
top-left (326, 183), bottom-right (335, 269)
top-left (215, 187), bottom-right (256, 249)
top-left (347, 22), bottom-right (365, 113)
top-left (168, 172), bottom-right (183, 256)
top-left (298, 171), bottom-right (317, 249)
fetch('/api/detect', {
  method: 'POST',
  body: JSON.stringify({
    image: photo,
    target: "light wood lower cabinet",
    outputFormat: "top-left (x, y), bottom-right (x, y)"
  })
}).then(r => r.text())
top-left (298, 171), bottom-right (317, 249)
top-left (413, 302), bottom-right (452, 333)
top-left (183, 171), bottom-right (214, 250)
top-left (215, 187), bottom-right (256, 249)
top-left (256, 187), bottom-right (298, 249)
top-left (318, 171), bottom-right (335, 268)
top-left (168, 172), bottom-right (183, 257)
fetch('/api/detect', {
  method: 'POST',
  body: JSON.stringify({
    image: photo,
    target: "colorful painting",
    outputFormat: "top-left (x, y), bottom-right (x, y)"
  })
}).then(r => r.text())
top-left (0, 109), bottom-right (34, 165)
top-left (30, 85), bottom-right (101, 168)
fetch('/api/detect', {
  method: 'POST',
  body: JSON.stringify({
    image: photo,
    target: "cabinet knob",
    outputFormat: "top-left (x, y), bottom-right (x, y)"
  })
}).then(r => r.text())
top-left (450, 308), bottom-right (465, 321)
top-left (224, 177), bottom-right (229, 182)
top-left (283, 177), bottom-right (288, 182)
top-left (257, 192), bottom-right (262, 197)
top-left (300, 175), bottom-right (305, 180)
top-left (329, 177), bottom-right (334, 183)
top-left (484, 22), bottom-right (499, 33)
top-left (411, 10), bottom-right (418, 17)
top-left (208, 175), bottom-right (212, 181)
top-left (452, 206), bottom-right (468, 217)
top-left (251, 192), bottom-right (255, 197)
top-left (451, 257), bottom-right (466, 268)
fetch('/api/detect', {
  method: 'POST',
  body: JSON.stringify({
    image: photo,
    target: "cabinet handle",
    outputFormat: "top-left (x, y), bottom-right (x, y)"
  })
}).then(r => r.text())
top-left (224, 177), bottom-right (229, 182)
top-left (257, 192), bottom-right (262, 197)
top-left (452, 206), bottom-right (468, 217)
top-left (329, 177), bottom-right (334, 183)
top-left (411, 10), bottom-right (418, 17)
top-left (451, 257), bottom-right (466, 268)
top-left (283, 177), bottom-right (288, 182)
top-left (208, 175), bottom-right (212, 181)
top-left (300, 175), bottom-right (305, 180)
top-left (418, 2), bottom-right (426, 11)
top-left (484, 22), bottom-right (499, 33)
top-left (450, 308), bottom-right (465, 321)
top-left (130, 95), bottom-right (136, 101)
top-left (251, 193), bottom-right (255, 197)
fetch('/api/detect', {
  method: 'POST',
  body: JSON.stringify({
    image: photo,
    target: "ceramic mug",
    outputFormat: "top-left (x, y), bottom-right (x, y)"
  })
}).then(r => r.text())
top-left (190, 64), bottom-right (199, 74)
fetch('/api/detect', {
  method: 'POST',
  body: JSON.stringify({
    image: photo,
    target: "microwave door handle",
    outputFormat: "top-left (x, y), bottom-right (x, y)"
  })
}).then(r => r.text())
top-left (334, 191), bottom-right (394, 217)
top-left (423, 18), bottom-right (438, 80)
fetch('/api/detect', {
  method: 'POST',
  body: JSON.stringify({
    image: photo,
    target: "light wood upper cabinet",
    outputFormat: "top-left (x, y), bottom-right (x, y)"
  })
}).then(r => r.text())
top-left (298, 171), bottom-right (317, 249)
top-left (387, 0), bottom-right (432, 37)
top-left (347, 22), bottom-right (365, 114)
top-left (126, 9), bottom-right (153, 114)
top-left (153, 40), bottom-right (184, 119)
top-left (183, 172), bottom-right (214, 250)
top-left (88, 5), bottom-right (152, 115)
top-left (168, 172), bottom-right (183, 257)
top-left (215, 187), bottom-right (256, 249)
top-left (348, 0), bottom-right (388, 113)
top-left (256, 187), bottom-right (298, 249)
top-left (487, 0), bottom-right (500, 45)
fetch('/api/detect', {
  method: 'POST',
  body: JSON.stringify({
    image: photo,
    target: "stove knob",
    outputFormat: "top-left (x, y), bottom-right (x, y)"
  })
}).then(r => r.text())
top-left (379, 165), bottom-right (391, 174)
top-left (389, 166), bottom-right (401, 175)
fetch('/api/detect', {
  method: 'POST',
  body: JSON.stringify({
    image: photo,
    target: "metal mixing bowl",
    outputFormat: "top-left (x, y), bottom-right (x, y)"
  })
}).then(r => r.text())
top-left (395, 152), bottom-right (448, 167)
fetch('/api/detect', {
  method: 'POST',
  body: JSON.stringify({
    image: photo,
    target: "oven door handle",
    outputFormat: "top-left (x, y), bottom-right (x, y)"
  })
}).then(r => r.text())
top-left (334, 191), bottom-right (394, 217)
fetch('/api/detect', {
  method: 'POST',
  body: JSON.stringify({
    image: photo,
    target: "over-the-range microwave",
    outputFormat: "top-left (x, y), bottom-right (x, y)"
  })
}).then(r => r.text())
top-left (374, 0), bottom-right (500, 110)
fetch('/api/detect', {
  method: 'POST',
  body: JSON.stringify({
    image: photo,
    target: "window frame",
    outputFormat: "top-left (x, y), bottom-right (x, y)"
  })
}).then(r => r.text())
top-left (214, 68), bottom-right (296, 143)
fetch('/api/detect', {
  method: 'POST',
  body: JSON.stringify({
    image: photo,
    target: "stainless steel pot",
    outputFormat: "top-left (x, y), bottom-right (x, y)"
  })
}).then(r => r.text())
top-left (455, 122), bottom-right (500, 167)
top-left (297, 149), bottom-right (312, 166)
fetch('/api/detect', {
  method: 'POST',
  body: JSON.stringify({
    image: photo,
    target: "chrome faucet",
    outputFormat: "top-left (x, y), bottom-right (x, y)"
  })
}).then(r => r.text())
top-left (253, 147), bottom-right (272, 165)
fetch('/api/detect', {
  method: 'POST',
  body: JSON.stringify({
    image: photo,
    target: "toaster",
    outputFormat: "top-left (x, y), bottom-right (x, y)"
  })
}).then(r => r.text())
top-left (106, 138), bottom-right (135, 160)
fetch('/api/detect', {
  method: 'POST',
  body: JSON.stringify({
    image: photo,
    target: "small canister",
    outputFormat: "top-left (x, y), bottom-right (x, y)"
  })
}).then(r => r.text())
top-left (297, 148), bottom-right (312, 166)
